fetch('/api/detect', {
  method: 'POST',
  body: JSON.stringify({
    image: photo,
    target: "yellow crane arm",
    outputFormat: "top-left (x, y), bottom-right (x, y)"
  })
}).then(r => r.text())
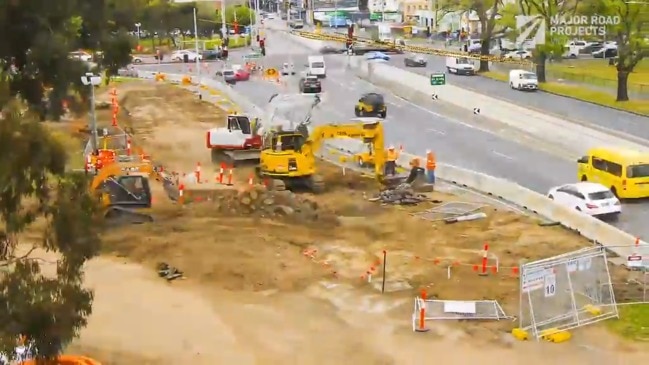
top-left (306, 120), bottom-right (386, 180)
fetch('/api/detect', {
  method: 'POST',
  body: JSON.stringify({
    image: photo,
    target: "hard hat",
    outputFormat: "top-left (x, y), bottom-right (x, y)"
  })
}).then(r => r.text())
top-left (388, 145), bottom-right (395, 150)
top-left (426, 149), bottom-right (431, 154)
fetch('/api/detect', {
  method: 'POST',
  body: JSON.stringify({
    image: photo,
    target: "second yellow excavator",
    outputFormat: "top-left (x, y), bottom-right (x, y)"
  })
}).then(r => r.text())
top-left (257, 117), bottom-right (394, 193)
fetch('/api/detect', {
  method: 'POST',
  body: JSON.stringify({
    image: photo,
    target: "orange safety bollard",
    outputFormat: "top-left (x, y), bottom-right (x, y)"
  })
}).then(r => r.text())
top-left (227, 166), bottom-right (234, 185)
top-left (479, 243), bottom-right (489, 276)
top-left (415, 289), bottom-right (430, 332)
top-left (178, 184), bottom-right (185, 204)
top-left (111, 112), bottom-right (118, 127)
top-left (218, 162), bottom-right (225, 184)
top-left (126, 139), bottom-right (132, 156)
top-left (195, 162), bottom-right (202, 183)
top-left (247, 173), bottom-right (254, 186)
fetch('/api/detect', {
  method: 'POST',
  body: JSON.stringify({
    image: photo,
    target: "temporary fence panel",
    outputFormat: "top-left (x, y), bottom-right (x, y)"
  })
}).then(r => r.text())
top-left (519, 246), bottom-right (618, 340)
top-left (412, 298), bottom-right (509, 330)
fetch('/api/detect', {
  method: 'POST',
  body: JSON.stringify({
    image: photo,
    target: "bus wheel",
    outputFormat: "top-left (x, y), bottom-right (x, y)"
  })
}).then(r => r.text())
top-left (581, 175), bottom-right (587, 182)
top-left (610, 186), bottom-right (618, 198)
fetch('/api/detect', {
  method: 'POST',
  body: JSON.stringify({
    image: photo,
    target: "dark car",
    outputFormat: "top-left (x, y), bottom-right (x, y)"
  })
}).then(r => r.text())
top-left (299, 76), bottom-right (322, 93)
top-left (319, 46), bottom-right (346, 54)
top-left (201, 49), bottom-right (222, 60)
top-left (404, 54), bottom-right (427, 67)
top-left (355, 92), bottom-right (386, 118)
top-left (593, 47), bottom-right (617, 58)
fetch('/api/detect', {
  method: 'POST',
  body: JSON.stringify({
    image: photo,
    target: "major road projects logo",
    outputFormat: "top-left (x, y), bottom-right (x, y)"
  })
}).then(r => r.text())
top-left (516, 15), bottom-right (621, 46)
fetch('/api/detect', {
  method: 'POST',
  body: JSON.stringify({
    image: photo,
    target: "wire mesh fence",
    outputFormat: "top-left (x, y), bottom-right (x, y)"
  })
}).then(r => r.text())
top-left (519, 246), bottom-right (618, 341)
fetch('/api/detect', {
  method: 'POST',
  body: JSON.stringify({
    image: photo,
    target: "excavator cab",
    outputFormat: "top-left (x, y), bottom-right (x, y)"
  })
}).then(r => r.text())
top-left (227, 114), bottom-right (253, 135)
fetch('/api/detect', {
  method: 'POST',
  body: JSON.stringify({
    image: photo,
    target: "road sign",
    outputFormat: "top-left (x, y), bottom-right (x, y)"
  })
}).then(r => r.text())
top-left (627, 254), bottom-right (643, 268)
top-left (430, 72), bottom-right (446, 86)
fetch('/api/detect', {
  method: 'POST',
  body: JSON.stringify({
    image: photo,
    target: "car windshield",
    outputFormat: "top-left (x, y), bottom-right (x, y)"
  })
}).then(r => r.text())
top-left (588, 190), bottom-right (615, 200)
top-left (457, 57), bottom-right (471, 64)
top-left (364, 94), bottom-right (384, 104)
top-left (311, 62), bottom-right (325, 68)
top-left (627, 164), bottom-right (649, 178)
top-left (521, 73), bottom-right (537, 80)
top-left (223, 70), bottom-right (234, 76)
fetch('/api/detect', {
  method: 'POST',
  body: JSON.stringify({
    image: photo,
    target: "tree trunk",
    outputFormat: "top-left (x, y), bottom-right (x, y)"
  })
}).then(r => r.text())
top-left (479, 35), bottom-right (490, 72)
top-left (535, 52), bottom-right (547, 83)
top-left (616, 70), bottom-right (629, 101)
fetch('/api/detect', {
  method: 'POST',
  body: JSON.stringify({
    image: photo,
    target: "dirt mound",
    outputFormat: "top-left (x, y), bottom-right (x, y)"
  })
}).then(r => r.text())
top-left (184, 186), bottom-right (339, 226)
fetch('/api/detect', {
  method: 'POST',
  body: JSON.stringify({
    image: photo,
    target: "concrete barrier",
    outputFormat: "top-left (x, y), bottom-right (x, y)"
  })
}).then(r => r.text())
top-left (134, 69), bottom-right (648, 262)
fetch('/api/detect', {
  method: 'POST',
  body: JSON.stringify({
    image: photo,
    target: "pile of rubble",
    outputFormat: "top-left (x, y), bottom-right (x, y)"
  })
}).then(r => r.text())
top-left (208, 186), bottom-right (338, 224)
top-left (368, 183), bottom-right (430, 205)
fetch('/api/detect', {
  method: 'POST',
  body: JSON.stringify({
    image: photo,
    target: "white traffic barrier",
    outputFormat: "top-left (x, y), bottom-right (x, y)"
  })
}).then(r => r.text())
top-left (134, 70), bottom-right (649, 263)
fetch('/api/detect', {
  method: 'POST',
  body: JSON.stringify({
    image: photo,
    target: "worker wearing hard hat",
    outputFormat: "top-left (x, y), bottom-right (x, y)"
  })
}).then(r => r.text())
top-left (426, 150), bottom-right (436, 184)
top-left (385, 145), bottom-right (399, 176)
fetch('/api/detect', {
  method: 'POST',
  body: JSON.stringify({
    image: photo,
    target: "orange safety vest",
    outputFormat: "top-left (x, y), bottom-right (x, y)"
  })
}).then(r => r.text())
top-left (386, 149), bottom-right (399, 162)
top-left (426, 152), bottom-right (436, 170)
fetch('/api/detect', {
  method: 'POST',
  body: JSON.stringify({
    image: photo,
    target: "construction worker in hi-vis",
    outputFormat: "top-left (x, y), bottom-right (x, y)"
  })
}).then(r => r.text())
top-left (385, 145), bottom-right (399, 176)
top-left (426, 150), bottom-right (436, 184)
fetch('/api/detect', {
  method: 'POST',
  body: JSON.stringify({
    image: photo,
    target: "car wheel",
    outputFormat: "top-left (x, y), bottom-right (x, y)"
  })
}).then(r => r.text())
top-left (548, 194), bottom-right (554, 200)
top-left (358, 157), bottom-right (366, 168)
top-left (510, 82), bottom-right (514, 89)
top-left (134, 59), bottom-right (142, 64)
top-left (570, 54), bottom-right (577, 59)
top-left (576, 207), bottom-right (582, 211)
top-left (610, 186), bottom-right (619, 198)
top-left (379, 111), bottom-right (386, 118)
top-left (354, 108), bottom-right (360, 117)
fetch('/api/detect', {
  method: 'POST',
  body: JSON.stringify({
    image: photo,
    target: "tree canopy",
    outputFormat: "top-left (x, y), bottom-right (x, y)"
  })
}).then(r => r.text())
top-left (0, 79), bottom-right (103, 360)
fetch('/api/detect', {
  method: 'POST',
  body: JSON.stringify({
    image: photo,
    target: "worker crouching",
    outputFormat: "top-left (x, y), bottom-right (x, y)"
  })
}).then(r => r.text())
top-left (408, 156), bottom-right (426, 182)
top-left (426, 150), bottom-right (436, 184)
top-left (385, 145), bottom-right (399, 175)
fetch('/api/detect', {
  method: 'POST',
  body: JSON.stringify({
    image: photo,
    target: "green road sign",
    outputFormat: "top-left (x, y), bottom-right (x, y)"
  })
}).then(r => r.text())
top-left (430, 73), bottom-right (446, 86)
top-left (244, 52), bottom-right (262, 59)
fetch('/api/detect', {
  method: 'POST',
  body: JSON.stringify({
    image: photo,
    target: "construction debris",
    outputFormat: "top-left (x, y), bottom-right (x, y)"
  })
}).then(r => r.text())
top-left (368, 183), bottom-right (429, 205)
top-left (201, 186), bottom-right (338, 224)
top-left (413, 201), bottom-right (486, 221)
top-left (445, 212), bottom-right (487, 224)
top-left (157, 262), bottom-right (184, 281)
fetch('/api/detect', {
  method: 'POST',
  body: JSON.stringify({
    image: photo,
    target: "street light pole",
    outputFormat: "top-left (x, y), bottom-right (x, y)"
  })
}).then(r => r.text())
top-left (80, 73), bottom-right (102, 151)
top-left (135, 22), bottom-right (142, 41)
top-left (193, 7), bottom-right (201, 82)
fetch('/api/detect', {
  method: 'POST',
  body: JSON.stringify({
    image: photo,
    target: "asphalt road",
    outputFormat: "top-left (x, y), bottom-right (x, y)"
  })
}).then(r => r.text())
top-left (132, 32), bottom-right (649, 242)
top-left (384, 54), bottom-right (649, 139)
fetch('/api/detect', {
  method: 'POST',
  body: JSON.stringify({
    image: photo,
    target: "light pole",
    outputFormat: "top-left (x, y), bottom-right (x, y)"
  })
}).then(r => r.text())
top-left (80, 73), bottom-right (102, 151)
top-left (135, 22), bottom-right (142, 40)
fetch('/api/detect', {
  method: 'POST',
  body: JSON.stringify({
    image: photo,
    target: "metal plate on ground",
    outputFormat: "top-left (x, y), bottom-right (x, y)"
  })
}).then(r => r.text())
top-left (412, 201), bottom-right (485, 221)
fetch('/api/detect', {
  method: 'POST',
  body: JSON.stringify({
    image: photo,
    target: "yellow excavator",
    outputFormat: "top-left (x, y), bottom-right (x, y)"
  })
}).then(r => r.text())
top-left (257, 117), bottom-right (391, 193)
top-left (89, 160), bottom-right (166, 225)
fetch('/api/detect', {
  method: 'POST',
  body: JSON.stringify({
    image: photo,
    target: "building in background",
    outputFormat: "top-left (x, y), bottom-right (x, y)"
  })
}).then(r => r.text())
top-left (398, 0), bottom-right (429, 23)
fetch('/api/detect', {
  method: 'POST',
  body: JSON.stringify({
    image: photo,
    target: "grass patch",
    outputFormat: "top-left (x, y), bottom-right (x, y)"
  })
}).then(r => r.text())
top-left (547, 59), bottom-right (649, 93)
top-left (607, 304), bottom-right (649, 341)
top-left (481, 71), bottom-right (649, 115)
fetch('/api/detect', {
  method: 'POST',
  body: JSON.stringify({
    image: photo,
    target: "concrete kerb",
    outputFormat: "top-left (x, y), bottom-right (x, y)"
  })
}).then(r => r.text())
top-left (136, 69), bottom-right (648, 263)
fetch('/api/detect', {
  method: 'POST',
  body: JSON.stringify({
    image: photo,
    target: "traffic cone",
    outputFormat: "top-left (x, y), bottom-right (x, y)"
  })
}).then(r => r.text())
top-left (248, 173), bottom-right (254, 186)
top-left (195, 162), bottom-right (202, 183)
top-left (227, 166), bottom-right (234, 186)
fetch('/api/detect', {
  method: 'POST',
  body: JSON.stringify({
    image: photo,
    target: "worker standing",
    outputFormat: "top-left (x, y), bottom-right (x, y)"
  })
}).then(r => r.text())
top-left (426, 150), bottom-right (436, 184)
top-left (385, 145), bottom-right (399, 176)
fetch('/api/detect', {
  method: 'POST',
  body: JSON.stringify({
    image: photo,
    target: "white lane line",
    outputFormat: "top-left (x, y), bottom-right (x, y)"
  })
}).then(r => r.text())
top-left (427, 128), bottom-right (446, 135)
top-left (492, 150), bottom-right (515, 160)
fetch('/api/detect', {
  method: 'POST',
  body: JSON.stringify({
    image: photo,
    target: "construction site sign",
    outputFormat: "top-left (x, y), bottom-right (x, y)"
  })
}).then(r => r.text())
top-left (521, 267), bottom-right (549, 293)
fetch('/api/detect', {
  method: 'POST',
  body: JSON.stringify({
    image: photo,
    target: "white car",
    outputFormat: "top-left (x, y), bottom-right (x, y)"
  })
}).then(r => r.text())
top-left (131, 55), bottom-right (143, 64)
top-left (68, 51), bottom-right (92, 62)
top-left (504, 50), bottom-right (533, 60)
top-left (281, 62), bottom-right (295, 76)
top-left (547, 182), bottom-right (621, 217)
top-left (170, 50), bottom-right (202, 62)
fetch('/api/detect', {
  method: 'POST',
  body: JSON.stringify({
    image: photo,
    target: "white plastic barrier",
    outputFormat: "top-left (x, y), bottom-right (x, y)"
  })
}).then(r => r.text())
top-left (134, 70), bottom-right (648, 262)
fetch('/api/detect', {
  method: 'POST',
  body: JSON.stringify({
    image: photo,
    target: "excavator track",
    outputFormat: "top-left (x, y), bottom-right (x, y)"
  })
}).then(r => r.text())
top-left (104, 206), bottom-right (154, 226)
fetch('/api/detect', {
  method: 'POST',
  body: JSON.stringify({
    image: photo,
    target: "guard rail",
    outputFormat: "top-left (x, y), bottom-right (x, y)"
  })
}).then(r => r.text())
top-left (133, 69), bottom-right (648, 263)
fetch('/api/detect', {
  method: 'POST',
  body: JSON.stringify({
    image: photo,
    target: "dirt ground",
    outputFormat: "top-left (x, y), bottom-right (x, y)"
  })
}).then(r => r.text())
top-left (41, 82), bottom-right (649, 364)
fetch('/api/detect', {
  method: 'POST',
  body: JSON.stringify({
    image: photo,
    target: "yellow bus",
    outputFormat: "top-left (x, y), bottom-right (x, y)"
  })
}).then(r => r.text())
top-left (577, 147), bottom-right (649, 199)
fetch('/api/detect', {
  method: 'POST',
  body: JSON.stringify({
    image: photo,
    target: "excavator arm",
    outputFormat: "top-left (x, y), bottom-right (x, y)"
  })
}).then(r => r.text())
top-left (306, 120), bottom-right (386, 181)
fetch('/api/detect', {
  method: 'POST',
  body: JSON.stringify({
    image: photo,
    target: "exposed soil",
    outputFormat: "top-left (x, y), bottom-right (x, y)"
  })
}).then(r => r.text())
top-left (41, 82), bottom-right (649, 364)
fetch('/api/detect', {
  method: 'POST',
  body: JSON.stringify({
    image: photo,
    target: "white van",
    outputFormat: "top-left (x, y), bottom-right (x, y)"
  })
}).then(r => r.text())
top-left (509, 69), bottom-right (538, 91)
top-left (446, 57), bottom-right (475, 75)
top-left (307, 55), bottom-right (326, 78)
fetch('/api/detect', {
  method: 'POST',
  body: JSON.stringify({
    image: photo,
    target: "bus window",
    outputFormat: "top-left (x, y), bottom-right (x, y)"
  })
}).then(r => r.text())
top-left (592, 157), bottom-right (607, 171)
top-left (627, 163), bottom-right (649, 178)
top-left (606, 161), bottom-right (622, 177)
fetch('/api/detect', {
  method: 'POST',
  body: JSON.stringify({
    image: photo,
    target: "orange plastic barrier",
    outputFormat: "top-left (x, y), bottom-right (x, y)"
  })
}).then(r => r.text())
top-left (21, 355), bottom-right (101, 365)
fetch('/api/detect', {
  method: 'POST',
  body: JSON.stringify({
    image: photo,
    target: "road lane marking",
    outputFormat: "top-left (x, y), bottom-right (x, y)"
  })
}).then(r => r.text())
top-left (427, 128), bottom-right (446, 135)
top-left (492, 151), bottom-right (515, 160)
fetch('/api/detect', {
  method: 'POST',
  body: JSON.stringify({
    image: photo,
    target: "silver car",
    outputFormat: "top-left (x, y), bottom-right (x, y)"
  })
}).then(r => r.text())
top-left (404, 54), bottom-right (427, 67)
top-left (216, 69), bottom-right (237, 84)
